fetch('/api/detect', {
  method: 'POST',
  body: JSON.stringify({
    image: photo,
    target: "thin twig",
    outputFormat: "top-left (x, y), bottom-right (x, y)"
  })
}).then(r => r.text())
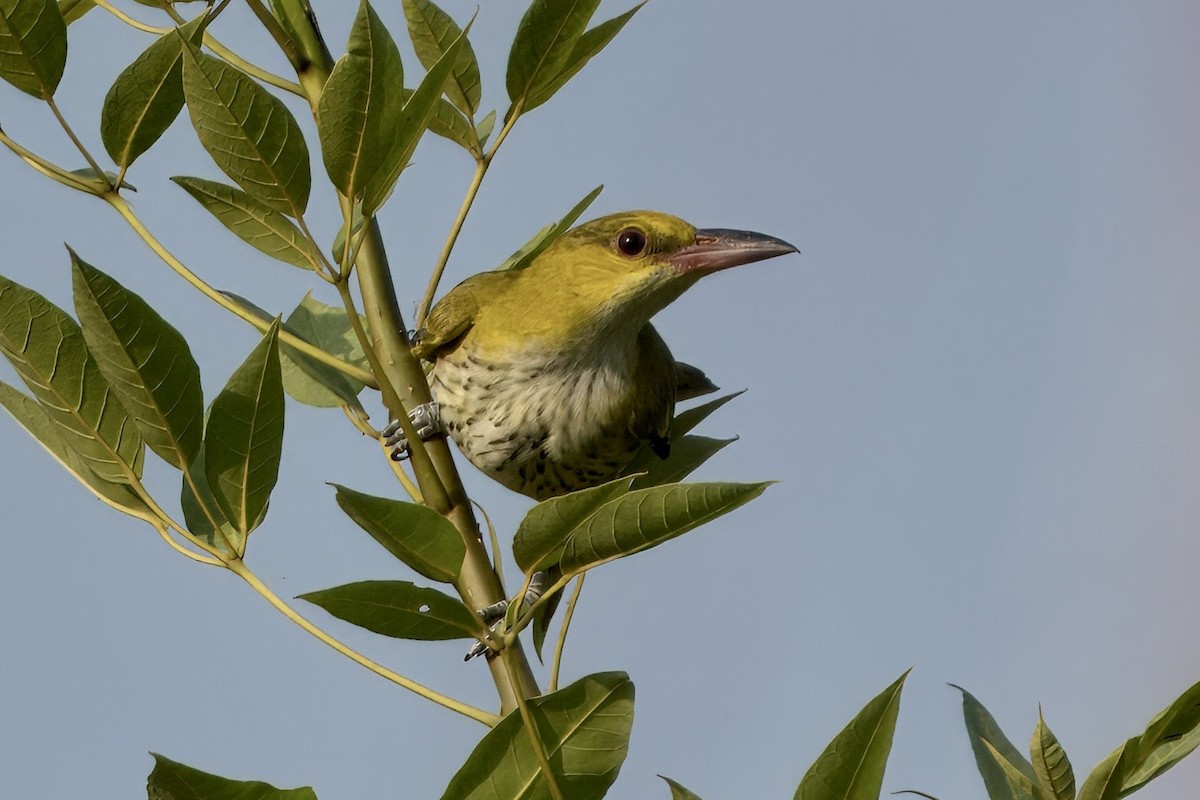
top-left (44, 97), bottom-right (107, 186)
top-left (105, 195), bottom-right (377, 387)
top-left (415, 109), bottom-right (522, 327)
top-left (230, 559), bottom-right (500, 726)
top-left (548, 575), bottom-right (585, 693)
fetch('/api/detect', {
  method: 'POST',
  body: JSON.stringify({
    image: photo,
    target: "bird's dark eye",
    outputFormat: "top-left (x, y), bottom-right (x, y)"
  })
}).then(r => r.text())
top-left (616, 227), bottom-right (648, 257)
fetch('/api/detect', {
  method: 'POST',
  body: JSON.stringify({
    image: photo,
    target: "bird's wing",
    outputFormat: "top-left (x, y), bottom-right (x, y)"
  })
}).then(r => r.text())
top-left (633, 324), bottom-right (678, 458)
top-left (413, 272), bottom-right (508, 360)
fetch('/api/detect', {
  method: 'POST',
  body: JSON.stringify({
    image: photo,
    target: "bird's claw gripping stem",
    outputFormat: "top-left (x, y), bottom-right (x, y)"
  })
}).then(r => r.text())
top-left (465, 570), bottom-right (550, 660)
top-left (384, 402), bottom-right (442, 461)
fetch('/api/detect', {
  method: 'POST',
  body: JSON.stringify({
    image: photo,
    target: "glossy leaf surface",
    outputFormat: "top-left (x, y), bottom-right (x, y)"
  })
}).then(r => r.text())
top-left (333, 484), bottom-right (465, 582)
top-left (204, 322), bottom-right (284, 538)
top-left (0, 274), bottom-right (143, 484)
top-left (441, 672), bottom-right (633, 800)
top-left (299, 580), bottom-right (478, 640)
top-left (0, 0), bottom-right (66, 98)
top-left (181, 42), bottom-right (310, 217)
top-left (794, 670), bottom-right (908, 800)
top-left (71, 252), bottom-right (203, 470)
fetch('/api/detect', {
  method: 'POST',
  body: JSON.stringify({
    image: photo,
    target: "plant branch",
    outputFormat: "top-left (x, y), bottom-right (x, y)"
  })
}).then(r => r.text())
top-left (334, 275), bottom-right (449, 512)
top-left (0, 126), bottom-right (101, 193)
top-left (503, 648), bottom-right (567, 800)
top-left (416, 109), bottom-right (522, 327)
top-left (150, 0), bottom-right (305, 96)
top-left (243, 0), bottom-right (306, 72)
top-left (44, 97), bottom-right (107, 186)
top-left (273, 0), bottom-right (542, 713)
top-left (153, 522), bottom-right (224, 566)
top-left (104, 195), bottom-right (376, 387)
top-left (228, 558), bottom-right (500, 726)
top-left (416, 158), bottom-right (485, 328)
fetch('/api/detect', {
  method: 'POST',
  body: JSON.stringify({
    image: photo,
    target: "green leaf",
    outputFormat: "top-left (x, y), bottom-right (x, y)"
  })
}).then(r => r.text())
top-left (622, 392), bottom-right (741, 480)
top-left (329, 203), bottom-right (365, 265)
top-left (475, 108), bottom-right (496, 147)
top-left (213, 291), bottom-right (367, 410)
top-left (0, 380), bottom-right (151, 517)
top-left (181, 41), bottom-right (310, 217)
top-left (71, 251), bottom-right (203, 471)
top-left (402, 0), bottom-right (480, 115)
top-left (498, 184), bottom-right (603, 271)
top-left (629, 435), bottom-right (736, 489)
top-left (513, 475), bottom-right (633, 573)
top-left (0, 0), bottom-right (67, 98)
top-left (1120, 678), bottom-right (1200, 793)
top-left (1077, 741), bottom-right (1134, 800)
top-left (180, 445), bottom-right (238, 556)
top-left (660, 776), bottom-right (705, 800)
top-left (530, 565), bottom-right (564, 661)
top-left (68, 167), bottom-right (134, 192)
top-left (317, 0), bottom-right (405, 206)
top-left (100, 15), bottom-right (206, 167)
top-left (172, 176), bottom-right (324, 271)
top-left (505, 0), bottom-right (599, 116)
top-left (0, 273), bottom-right (144, 485)
top-left (299, 580), bottom-right (479, 640)
top-left (670, 391), bottom-right (743, 438)
top-left (523, 2), bottom-right (644, 112)
top-left (559, 481), bottom-right (771, 576)
top-left (981, 739), bottom-right (1039, 800)
top-left (404, 89), bottom-right (479, 155)
top-left (204, 321), bottom-right (284, 538)
top-left (794, 670), bottom-right (909, 800)
top-left (146, 753), bottom-right (317, 800)
top-left (279, 294), bottom-right (367, 408)
top-left (332, 484), bottom-right (464, 583)
top-left (58, 0), bottom-right (92, 25)
top-left (441, 671), bottom-right (633, 800)
top-left (953, 685), bottom-right (1038, 800)
top-left (361, 19), bottom-right (468, 215)
top-left (1031, 711), bottom-right (1075, 800)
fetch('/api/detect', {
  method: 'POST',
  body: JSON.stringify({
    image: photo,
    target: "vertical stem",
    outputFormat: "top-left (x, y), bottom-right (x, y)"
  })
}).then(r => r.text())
top-left (503, 649), bottom-right (567, 800)
top-left (274, 0), bottom-right (541, 712)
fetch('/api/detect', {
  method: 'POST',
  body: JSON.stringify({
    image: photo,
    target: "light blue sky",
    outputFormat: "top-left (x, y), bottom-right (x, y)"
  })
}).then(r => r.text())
top-left (2, 2), bottom-right (1199, 798)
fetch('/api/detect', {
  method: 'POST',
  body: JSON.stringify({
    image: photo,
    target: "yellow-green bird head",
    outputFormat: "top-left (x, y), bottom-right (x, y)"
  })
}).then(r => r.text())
top-left (522, 210), bottom-right (798, 332)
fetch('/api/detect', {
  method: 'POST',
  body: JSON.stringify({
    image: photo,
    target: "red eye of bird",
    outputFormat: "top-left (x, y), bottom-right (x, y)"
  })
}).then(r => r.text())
top-left (616, 227), bottom-right (648, 257)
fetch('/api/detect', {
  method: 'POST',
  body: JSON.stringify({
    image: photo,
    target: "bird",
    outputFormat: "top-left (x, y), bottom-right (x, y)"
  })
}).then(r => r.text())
top-left (386, 210), bottom-right (798, 500)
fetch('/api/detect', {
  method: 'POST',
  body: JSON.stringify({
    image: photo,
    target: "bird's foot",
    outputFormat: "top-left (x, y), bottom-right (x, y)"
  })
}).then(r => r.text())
top-left (383, 402), bottom-right (442, 461)
top-left (464, 571), bottom-right (549, 660)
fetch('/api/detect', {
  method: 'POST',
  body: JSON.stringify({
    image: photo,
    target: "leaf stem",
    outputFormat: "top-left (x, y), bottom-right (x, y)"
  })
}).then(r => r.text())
top-left (152, 522), bottom-right (224, 566)
top-left (0, 126), bottom-right (99, 193)
top-left (228, 558), bottom-right (500, 726)
top-left (416, 158), bottom-right (484, 328)
top-left (44, 97), bottom-right (107, 187)
top-left (415, 110), bottom-right (521, 327)
top-left (104, 195), bottom-right (377, 387)
top-left (548, 575), bottom-right (584, 693)
top-left (149, 0), bottom-right (305, 96)
top-left (243, 0), bottom-right (307, 73)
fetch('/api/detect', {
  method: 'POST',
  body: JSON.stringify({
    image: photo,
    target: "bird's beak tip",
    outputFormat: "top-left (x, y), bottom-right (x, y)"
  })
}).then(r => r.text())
top-left (668, 228), bottom-right (799, 273)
